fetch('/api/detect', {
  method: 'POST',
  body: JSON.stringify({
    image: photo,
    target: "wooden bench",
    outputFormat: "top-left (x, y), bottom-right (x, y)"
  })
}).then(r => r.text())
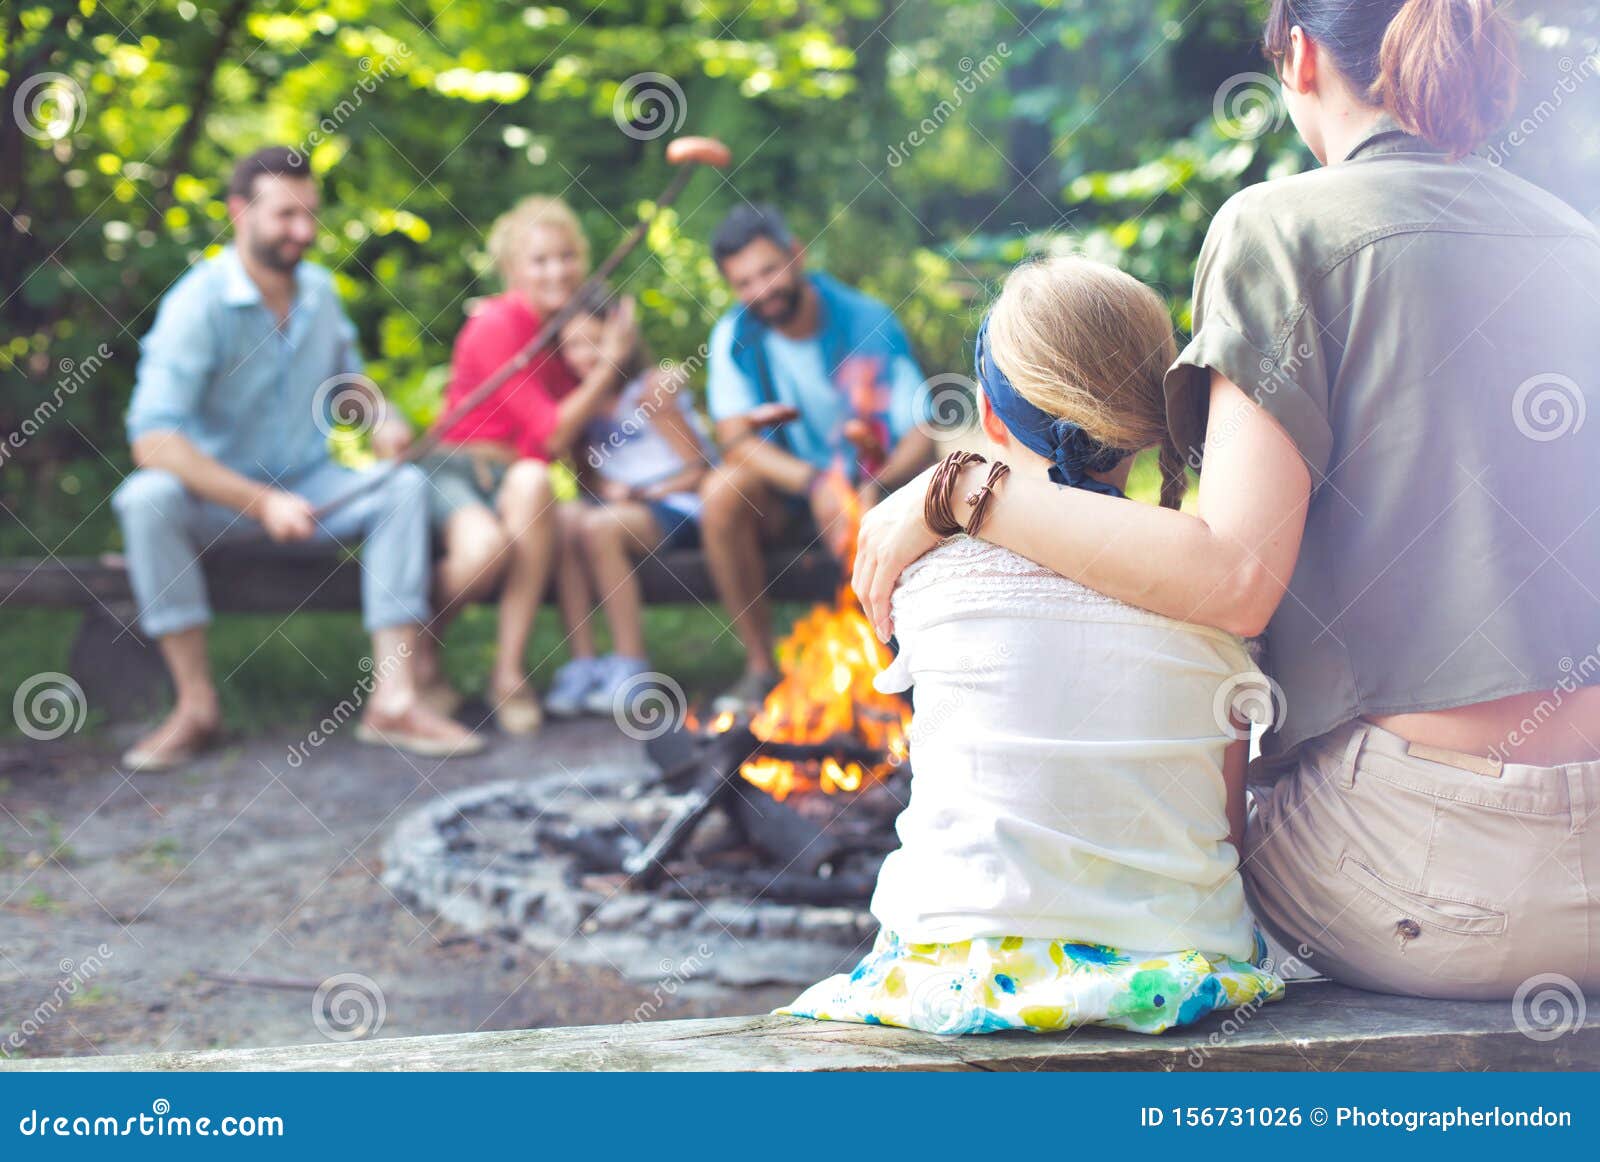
top-left (0, 547), bottom-right (840, 720)
top-left (3, 981), bottom-right (1596, 1070)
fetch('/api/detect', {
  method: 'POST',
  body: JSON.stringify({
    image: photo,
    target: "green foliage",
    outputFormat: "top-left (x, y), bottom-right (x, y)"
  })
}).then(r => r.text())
top-left (3, 0), bottom-right (1598, 557)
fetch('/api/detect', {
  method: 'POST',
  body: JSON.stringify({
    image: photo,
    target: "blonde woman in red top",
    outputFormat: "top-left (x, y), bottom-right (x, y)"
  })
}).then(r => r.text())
top-left (414, 197), bottom-right (637, 734)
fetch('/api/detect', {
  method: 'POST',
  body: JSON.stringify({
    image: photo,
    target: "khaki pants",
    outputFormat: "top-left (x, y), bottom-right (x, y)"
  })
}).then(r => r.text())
top-left (1243, 718), bottom-right (1600, 999)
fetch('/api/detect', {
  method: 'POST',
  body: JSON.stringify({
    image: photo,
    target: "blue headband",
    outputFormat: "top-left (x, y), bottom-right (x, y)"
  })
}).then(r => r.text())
top-left (975, 313), bottom-right (1129, 498)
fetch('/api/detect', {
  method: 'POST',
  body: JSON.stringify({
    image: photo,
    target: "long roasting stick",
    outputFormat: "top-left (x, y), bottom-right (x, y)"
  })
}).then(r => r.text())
top-left (312, 135), bottom-right (734, 520)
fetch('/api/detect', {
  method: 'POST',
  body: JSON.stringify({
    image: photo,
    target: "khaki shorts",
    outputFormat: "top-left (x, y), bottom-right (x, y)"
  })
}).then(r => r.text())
top-left (415, 448), bottom-right (510, 527)
top-left (1243, 717), bottom-right (1600, 999)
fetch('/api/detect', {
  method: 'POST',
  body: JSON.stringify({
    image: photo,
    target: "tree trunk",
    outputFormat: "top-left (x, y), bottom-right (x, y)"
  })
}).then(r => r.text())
top-left (143, 0), bottom-right (254, 227)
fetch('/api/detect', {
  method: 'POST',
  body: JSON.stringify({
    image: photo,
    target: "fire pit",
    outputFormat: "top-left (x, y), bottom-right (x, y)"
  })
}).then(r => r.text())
top-left (383, 467), bottom-right (914, 985)
top-left (380, 616), bottom-right (914, 987)
top-left (380, 745), bottom-right (899, 987)
top-left (384, 710), bottom-right (909, 990)
top-left (620, 466), bottom-right (915, 888)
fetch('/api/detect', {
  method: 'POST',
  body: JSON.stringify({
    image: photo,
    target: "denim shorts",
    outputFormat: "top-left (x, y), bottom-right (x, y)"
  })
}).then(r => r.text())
top-left (774, 492), bottom-right (820, 545)
top-left (644, 499), bottom-right (700, 550)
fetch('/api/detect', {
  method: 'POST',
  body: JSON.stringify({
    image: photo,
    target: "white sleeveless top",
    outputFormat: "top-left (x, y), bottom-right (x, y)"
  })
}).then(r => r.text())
top-left (870, 536), bottom-right (1260, 960)
top-left (584, 375), bottom-right (714, 518)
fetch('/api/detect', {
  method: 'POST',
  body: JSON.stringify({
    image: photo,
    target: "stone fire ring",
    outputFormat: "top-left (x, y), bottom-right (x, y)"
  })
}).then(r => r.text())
top-left (381, 761), bottom-right (877, 988)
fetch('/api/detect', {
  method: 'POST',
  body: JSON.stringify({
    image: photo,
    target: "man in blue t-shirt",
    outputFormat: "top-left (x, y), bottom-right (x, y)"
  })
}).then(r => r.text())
top-left (700, 205), bottom-right (935, 712)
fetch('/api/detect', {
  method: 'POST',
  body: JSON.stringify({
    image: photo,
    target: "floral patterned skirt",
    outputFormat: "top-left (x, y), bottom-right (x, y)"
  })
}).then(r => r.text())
top-left (777, 929), bottom-right (1286, 1036)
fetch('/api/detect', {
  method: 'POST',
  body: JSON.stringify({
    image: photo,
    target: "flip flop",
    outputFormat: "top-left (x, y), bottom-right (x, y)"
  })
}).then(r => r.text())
top-left (121, 724), bottom-right (219, 773)
top-left (354, 721), bottom-right (486, 758)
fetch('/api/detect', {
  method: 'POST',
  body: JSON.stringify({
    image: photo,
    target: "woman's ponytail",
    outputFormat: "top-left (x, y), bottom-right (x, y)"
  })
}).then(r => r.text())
top-left (1264, 0), bottom-right (1520, 159)
top-left (1371, 0), bottom-right (1519, 157)
top-left (1157, 440), bottom-right (1188, 512)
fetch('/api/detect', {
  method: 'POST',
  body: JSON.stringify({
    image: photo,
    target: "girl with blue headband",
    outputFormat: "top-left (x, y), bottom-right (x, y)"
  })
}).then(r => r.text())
top-left (779, 256), bottom-right (1284, 1035)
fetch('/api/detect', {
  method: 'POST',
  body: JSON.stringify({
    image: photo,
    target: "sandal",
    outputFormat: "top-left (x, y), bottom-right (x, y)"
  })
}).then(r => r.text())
top-left (493, 690), bottom-right (544, 736)
top-left (418, 681), bottom-right (464, 719)
top-left (355, 709), bottom-right (486, 758)
top-left (122, 712), bottom-right (220, 773)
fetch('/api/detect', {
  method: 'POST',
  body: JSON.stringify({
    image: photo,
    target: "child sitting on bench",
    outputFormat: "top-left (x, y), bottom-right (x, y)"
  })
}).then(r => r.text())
top-left (544, 289), bottom-right (716, 717)
top-left (780, 256), bottom-right (1285, 1035)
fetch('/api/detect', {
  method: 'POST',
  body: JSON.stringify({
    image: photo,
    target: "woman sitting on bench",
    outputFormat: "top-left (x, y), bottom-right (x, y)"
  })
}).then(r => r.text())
top-left (411, 197), bottom-right (638, 735)
top-left (853, 0), bottom-right (1600, 1000)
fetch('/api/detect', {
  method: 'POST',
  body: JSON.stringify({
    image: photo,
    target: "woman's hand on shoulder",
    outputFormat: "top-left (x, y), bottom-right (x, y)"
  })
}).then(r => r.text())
top-left (852, 461), bottom-right (942, 643)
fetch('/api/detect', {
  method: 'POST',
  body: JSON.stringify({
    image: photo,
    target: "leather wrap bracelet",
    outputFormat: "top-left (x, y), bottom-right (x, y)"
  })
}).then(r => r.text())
top-left (925, 450), bottom-right (1002, 537)
top-left (963, 460), bottom-right (1010, 537)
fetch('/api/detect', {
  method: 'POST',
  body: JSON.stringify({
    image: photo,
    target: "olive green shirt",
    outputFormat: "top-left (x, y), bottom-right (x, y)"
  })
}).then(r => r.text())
top-left (1166, 116), bottom-right (1600, 758)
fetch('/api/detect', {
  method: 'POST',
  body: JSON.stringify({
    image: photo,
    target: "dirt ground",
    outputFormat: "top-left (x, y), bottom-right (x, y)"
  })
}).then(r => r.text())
top-left (0, 714), bottom-right (797, 1061)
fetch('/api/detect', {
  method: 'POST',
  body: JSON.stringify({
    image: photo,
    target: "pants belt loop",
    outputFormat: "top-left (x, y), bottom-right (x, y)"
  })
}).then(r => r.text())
top-left (1568, 766), bottom-right (1589, 837)
top-left (1339, 723), bottom-right (1367, 791)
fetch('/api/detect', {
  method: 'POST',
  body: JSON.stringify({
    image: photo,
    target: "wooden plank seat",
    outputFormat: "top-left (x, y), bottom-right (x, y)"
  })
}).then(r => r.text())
top-left (3, 981), bottom-right (1595, 1071)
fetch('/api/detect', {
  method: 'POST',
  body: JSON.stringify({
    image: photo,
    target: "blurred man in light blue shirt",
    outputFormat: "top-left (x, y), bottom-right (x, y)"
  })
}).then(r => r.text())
top-left (125, 242), bottom-right (368, 481)
top-left (113, 146), bottom-right (480, 770)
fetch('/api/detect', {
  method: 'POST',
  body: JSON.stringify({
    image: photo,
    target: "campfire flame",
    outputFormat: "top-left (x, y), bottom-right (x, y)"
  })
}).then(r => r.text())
top-left (738, 466), bottom-right (911, 801)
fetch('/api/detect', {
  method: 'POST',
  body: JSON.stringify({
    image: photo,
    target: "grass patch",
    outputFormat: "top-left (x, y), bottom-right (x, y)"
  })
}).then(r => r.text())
top-left (2, 602), bottom-right (800, 738)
